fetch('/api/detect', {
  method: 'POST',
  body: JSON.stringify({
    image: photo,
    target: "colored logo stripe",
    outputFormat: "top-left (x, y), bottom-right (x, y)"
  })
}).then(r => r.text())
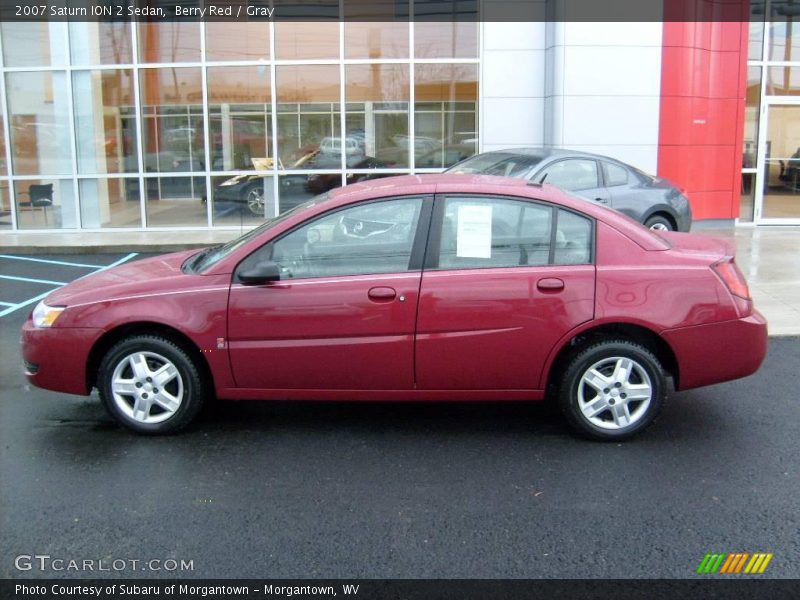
top-left (697, 552), bottom-right (773, 574)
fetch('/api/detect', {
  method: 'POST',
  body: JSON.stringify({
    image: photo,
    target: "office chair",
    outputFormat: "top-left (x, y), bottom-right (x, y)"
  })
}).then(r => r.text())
top-left (17, 183), bottom-right (54, 225)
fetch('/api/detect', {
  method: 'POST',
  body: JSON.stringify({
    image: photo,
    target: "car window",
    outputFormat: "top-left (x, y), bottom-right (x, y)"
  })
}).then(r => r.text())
top-left (554, 209), bottom-right (592, 265)
top-left (436, 197), bottom-right (593, 270)
top-left (603, 161), bottom-right (629, 187)
top-left (446, 152), bottom-right (544, 176)
top-left (264, 197), bottom-right (423, 279)
top-left (538, 159), bottom-right (599, 191)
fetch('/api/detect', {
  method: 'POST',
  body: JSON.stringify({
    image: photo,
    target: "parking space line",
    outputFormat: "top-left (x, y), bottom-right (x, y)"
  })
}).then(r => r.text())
top-left (0, 274), bottom-right (68, 286)
top-left (0, 252), bottom-right (139, 318)
top-left (0, 254), bottom-right (106, 269)
top-left (0, 289), bottom-right (56, 318)
top-left (97, 253), bottom-right (138, 271)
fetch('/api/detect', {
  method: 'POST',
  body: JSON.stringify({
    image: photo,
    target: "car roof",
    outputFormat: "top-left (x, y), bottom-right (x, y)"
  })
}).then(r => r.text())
top-left (474, 147), bottom-right (617, 162)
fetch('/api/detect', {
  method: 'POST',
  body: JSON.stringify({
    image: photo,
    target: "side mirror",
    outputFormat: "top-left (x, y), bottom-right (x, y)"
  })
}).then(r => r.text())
top-left (238, 261), bottom-right (281, 285)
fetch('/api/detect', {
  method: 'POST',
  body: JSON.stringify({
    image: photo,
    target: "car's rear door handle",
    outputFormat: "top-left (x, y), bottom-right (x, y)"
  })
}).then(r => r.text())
top-left (537, 278), bottom-right (564, 292)
top-left (368, 286), bottom-right (397, 302)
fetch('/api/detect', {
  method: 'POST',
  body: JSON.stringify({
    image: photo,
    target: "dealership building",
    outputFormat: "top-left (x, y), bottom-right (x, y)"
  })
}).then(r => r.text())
top-left (0, 9), bottom-right (791, 234)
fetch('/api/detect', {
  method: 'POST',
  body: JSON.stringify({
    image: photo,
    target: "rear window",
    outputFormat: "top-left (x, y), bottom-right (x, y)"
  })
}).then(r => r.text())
top-left (446, 153), bottom-right (543, 178)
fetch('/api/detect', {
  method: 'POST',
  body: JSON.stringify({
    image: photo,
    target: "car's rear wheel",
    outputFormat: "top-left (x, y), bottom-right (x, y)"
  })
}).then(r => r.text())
top-left (559, 340), bottom-right (666, 441)
top-left (644, 214), bottom-right (673, 231)
top-left (246, 186), bottom-right (265, 216)
top-left (98, 335), bottom-right (206, 434)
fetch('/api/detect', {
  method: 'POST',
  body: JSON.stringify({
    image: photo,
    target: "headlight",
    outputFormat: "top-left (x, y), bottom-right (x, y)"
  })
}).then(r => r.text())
top-left (31, 301), bottom-right (65, 328)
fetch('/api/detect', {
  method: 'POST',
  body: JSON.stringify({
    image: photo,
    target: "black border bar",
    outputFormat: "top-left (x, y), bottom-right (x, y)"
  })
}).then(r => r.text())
top-left (3, 579), bottom-right (800, 600)
top-left (0, 0), bottom-right (764, 23)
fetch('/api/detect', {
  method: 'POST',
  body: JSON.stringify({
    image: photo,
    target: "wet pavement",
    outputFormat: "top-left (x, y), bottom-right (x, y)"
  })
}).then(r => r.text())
top-left (1, 254), bottom-right (798, 579)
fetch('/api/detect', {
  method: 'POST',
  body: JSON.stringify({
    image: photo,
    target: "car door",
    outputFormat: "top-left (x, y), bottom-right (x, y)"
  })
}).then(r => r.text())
top-left (533, 158), bottom-right (611, 206)
top-left (227, 196), bottom-right (432, 390)
top-left (601, 160), bottom-right (651, 222)
top-left (415, 195), bottom-right (596, 390)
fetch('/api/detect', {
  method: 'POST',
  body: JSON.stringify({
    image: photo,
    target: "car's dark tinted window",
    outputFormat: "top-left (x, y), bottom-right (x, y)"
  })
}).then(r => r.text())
top-left (436, 197), bottom-right (593, 270)
top-left (266, 197), bottom-right (423, 279)
top-left (538, 159), bottom-right (599, 191)
top-left (603, 161), bottom-right (629, 187)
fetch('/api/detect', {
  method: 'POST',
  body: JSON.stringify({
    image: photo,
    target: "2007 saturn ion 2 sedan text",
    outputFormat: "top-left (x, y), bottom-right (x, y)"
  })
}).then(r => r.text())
top-left (21, 175), bottom-right (768, 440)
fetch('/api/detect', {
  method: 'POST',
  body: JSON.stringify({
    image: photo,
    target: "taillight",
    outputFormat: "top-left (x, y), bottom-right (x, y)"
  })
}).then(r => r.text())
top-left (712, 259), bottom-right (750, 300)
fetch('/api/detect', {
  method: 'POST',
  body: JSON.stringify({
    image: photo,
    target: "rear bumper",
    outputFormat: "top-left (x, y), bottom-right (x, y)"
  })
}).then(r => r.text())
top-left (662, 310), bottom-right (768, 391)
top-left (20, 320), bottom-right (104, 395)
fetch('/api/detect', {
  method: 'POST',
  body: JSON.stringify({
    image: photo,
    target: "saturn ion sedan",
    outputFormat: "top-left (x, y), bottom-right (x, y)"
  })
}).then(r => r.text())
top-left (21, 175), bottom-right (767, 440)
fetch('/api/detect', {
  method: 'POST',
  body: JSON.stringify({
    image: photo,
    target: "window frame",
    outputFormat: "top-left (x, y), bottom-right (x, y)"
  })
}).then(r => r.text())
top-left (424, 193), bottom-right (596, 271)
top-left (233, 194), bottom-right (434, 283)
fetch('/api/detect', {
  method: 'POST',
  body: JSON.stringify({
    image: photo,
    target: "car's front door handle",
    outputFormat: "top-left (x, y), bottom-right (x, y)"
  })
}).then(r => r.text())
top-left (368, 286), bottom-right (397, 302)
top-left (595, 197), bottom-right (608, 204)
top-left (537, 278), bottom-right (565, 292)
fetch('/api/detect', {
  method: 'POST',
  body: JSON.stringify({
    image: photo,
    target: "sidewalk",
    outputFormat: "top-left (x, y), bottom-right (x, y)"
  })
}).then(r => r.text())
top-left (1, 225), bottom-right (799, 335)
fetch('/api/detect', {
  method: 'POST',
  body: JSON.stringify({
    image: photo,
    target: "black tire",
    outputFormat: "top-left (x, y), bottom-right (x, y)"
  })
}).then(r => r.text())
top-left (644, 214), bottom-right (674, 231)
top-left (558, 339), bottom-right (666, 441)
top-left (98, 335), bottom-right (206, 435)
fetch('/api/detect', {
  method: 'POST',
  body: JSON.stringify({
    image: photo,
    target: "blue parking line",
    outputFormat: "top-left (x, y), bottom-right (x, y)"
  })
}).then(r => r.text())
top-left (0, 289), bottom-right (56, 318)
top-left (0, 252), bottom-right (139, 318)
top-left (0, 274), bottom-right (67, 286)
top-left (0, 254), bottom-right (105, 269)
top-left (97, 253), bottom-right (138, 271)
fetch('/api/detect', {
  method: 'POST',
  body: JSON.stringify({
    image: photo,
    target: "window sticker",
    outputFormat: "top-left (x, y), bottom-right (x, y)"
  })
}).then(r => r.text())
top-left (456, 204), bottom-right (492, 258)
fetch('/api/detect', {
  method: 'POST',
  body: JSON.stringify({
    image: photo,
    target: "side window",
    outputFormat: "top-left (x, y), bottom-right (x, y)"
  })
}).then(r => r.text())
top-left (603, 161), bottom-right (629, 187)
top-left (554, 209), bottom-right (592, 265)
top-left (266, 197), bottom-right (423, 279)
top-left (539, 159), bottom-right (599, 191)
top-left (438, 197), bottom-right (552, 269)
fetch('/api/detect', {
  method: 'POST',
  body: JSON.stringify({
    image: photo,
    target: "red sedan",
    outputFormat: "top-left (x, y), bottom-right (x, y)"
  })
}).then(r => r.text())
top-left (21, 175), bottom-right (767, 440)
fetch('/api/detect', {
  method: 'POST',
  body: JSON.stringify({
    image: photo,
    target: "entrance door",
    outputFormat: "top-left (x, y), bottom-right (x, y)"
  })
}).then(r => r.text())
top-left (757, 103), bottom-right (800, 223)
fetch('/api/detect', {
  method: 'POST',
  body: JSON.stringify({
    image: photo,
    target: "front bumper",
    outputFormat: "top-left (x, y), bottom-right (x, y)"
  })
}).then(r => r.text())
top-left (20, 319), bottom-right (104, 396)
top-left (662, 310), bottom-right (768, 391)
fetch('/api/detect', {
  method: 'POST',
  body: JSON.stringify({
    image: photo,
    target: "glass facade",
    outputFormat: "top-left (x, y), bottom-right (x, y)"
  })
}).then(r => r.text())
top-left (0, 20), bottom-right (479, 231)
top-left (748, 1), bottom-right (800, 222)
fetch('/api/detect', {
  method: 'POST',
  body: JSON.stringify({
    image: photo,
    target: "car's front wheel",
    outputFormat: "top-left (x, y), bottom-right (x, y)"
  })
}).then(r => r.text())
top-left (98, 335), bottom-right (206, 434)
top-left (559, 340), bottom-right (666, 441)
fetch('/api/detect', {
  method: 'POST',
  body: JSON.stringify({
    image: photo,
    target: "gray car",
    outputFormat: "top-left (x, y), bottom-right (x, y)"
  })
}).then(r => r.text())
top-left (446, 148), bottom-right (692, 232)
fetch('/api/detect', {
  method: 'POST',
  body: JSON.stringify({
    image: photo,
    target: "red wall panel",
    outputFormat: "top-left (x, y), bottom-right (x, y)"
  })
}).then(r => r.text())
top-left (658, 20), bottom-right (749, 220)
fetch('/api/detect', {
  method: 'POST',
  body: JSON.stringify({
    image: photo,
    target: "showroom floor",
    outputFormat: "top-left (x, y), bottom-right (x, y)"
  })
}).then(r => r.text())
top-left (1, 224), bottom-right (798, 335)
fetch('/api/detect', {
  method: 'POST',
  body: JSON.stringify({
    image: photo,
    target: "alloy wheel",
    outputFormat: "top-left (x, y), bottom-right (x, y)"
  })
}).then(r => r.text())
top-left (247, 188), bottom-right (265, 215)
top-left (577, 356), bottom-right (653, 430)
top-left (110, 351), bottom-right (184, 424)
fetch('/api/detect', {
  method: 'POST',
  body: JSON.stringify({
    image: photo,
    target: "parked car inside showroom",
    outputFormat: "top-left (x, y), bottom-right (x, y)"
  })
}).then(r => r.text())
top-left (446, 148), bottom-right (692, 232)
top-left (21, 175), bottom-right (764, 440)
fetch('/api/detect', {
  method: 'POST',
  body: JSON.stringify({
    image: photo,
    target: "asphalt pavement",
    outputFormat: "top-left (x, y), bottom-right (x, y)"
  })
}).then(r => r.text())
top-left (0, 253), bottom-right (798, 580)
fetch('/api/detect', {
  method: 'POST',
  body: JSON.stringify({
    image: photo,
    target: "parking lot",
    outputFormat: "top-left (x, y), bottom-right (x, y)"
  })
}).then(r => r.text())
top-left (0, 253), bottom-right (798, 579)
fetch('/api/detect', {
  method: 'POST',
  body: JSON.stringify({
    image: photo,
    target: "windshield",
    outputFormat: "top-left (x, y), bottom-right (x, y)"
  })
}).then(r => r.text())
top-left (194, 195), bottom-right (327, 272)
top-left (446, 152), bottom-right (544, 178)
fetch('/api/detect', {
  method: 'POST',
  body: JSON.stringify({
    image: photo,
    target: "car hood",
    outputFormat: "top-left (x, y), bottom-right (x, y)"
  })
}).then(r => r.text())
top-left (45, 249), bottom-right (200, 307)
